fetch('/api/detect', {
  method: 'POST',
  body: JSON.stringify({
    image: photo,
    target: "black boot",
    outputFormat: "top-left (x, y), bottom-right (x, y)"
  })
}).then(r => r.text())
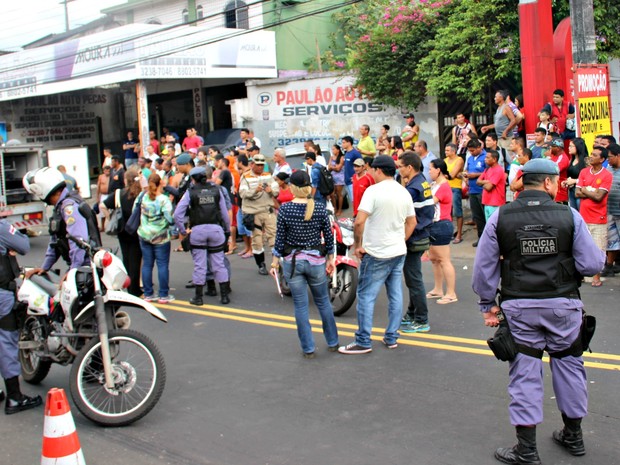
top-left (204, 280), bottom-right (218, 297)
top-left (220, 282), bottom-right (231, 305)
top-left (4, 377), bottom-right (42, 415)
top-left (189, 286), bottom-right (204, 306)
top-left (553, 413), bottom-right (585, 456)
top-left (254, 252), bottom-right (268, 275)
top-left (495, 426), bottom-right (541, 465)
top-left (0, 389), bottom-right (4, 403)
top-left (600, 264), bottom-right (615, 277)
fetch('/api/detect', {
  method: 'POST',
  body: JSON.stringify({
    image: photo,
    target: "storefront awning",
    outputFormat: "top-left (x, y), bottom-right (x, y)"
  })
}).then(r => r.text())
top-left (0, 23), bottom-right (277, 102)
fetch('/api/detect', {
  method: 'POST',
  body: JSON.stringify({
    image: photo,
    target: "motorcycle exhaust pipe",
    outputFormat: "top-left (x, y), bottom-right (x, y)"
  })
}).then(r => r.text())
top-left (115, 311), bottom-right (131, 330)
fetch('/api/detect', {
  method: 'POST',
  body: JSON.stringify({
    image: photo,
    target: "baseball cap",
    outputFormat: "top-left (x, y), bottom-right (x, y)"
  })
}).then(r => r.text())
top-left (404, 112), bottom-right (415, 119)
top-left (305, 152), bottom-right (316, 161)
top-left (353, 158), bottom-right (365, 167)
top-left (290, 170), bottom-right (311, 188)
top-left (275, 172), bottom-right (290, 182)
top-left (550, 138), bottom-right (564, 148)
top-left (188, 148), bottom-right (198, 154)
top-left (521, 158), bottom-right (560, 176)
top-left (371, 155), bottom-right (396, 170)
top-left (189, 166), bottom-right (206, 177)
top-left (252, 153), bottom-right (266, 165)
top-left (247, 145), bottom-right (260, 152)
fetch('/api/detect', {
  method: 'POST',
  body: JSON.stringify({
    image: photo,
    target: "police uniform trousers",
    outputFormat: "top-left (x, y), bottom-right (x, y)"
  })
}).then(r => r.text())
top-left (0, 289), bottom-right (20, 379)
top-left (503, 304), bottom-right (588, 426)
top-left (251, 210), bottom-right (276, 254)
top-left (190, 224), bottom-right (228, 285)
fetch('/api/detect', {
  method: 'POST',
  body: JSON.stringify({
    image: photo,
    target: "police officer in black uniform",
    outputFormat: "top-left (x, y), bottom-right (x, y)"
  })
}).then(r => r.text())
top-left (0, 219), bottom-right (42, 414)
top-left (473, 159), bottom-right (606, 464)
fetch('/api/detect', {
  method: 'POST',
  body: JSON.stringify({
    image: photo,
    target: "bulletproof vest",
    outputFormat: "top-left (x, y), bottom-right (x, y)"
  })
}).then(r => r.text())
top-left (178, 174), bottom-right (191, 200)
top-left (0, 253), bottom-right (19, 290)
top-left (188, 182), bottom-right (222, 227)
top-left (496, 190), bottom-right (581, 300)
top-left (49, 191), bottom-right (102, 264)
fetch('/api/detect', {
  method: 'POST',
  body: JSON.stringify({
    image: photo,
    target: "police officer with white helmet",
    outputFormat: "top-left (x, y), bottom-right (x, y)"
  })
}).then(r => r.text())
top-left (472, 158), bottom-right (605, 464)
top-left (23, 167), bottom-right (101, 278)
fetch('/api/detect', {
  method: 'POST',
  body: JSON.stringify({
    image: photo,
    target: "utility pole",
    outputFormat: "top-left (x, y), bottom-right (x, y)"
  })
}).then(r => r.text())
top-left (569, 0), bottom-right (597, 64)
top-left (61, 0), bottom-right (76, 33)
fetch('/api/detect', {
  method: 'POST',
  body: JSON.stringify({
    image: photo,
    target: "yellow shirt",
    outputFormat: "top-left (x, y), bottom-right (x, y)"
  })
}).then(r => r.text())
top-left (358, 136), bottom-right (376, 157)
top-left (446, 156), bottom-right (463, 189)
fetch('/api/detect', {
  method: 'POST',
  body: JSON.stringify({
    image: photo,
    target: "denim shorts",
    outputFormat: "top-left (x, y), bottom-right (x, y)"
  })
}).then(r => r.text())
top-left (430, 220), bottom-right (454, 246)
top-left (451, 187), bottom-right (463, 218)
top-left (236, 209), bottom-right (252, 236)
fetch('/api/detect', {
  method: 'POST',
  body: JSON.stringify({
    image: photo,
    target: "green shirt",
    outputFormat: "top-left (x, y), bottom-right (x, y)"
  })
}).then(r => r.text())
top-left (358, 136), bottom-right (376, 157)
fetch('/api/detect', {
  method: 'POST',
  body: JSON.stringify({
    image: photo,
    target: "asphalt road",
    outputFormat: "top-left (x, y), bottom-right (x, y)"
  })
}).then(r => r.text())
top-left (1, 231), bottom-right (619, 465)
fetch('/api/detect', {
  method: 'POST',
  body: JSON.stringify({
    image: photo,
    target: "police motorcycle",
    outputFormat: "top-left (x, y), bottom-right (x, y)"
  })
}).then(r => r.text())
top-left (17, 234), bottom-right (167, 427)
top-left (277, 202), bottom-right (358, 316)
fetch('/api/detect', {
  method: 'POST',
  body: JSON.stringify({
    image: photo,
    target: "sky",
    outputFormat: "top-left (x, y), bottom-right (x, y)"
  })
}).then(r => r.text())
top-left (0, 0), bottom-right (126, 51)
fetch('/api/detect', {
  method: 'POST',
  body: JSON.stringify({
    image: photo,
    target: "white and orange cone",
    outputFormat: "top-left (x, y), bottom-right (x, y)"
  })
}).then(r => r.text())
top-left (41, 388), bottom-right (86, 465)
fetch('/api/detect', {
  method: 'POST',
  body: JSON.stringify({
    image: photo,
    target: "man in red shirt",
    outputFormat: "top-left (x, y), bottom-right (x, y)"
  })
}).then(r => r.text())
top-left (182, 127), bottom-right (202, 151)
top-left (576, 145), bottom-right (613, 287)
top-left (149, 130), bottom-right (160, 155)
top-left (352, 158), bottom-right (375, 217)
top-left (547, 138), bottom-right (570, 204)
top-left (476, 150), bottom-right (506, 220)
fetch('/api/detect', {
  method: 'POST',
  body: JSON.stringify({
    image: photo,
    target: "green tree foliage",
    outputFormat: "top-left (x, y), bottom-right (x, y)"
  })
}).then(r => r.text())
top-left (328, 0), bottom-right (620, 111)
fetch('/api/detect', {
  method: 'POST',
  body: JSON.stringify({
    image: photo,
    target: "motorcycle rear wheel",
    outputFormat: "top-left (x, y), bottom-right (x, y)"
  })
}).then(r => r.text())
top-left (19, 317), bottom-right (52, 384)
top-left (69, 329), bottom-right (166, 427)
top-left (330, 264), bottom-right (358, 316)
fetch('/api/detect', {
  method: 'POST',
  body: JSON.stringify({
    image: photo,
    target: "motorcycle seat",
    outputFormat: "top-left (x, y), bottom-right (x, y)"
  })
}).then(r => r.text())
top-left (29, 273), bottom-right (59, 296)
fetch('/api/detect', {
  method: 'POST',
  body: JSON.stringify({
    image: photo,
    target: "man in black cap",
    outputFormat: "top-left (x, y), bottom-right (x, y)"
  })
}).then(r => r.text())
top-left (473, 158), bottom-right (605, 465)
top-left (339, 156), bottom-right (416, 354)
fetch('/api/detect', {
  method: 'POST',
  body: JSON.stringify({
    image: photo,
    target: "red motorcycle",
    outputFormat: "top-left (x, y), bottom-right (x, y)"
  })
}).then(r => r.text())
top-left (278, 214), bottom-right (358, 316)
top-left (329, 215), bottom-right (358, 316)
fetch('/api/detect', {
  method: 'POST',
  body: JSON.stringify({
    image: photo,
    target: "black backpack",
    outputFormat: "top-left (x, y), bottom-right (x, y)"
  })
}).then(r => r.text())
top-left (317, 165), bottom-right (335, 197)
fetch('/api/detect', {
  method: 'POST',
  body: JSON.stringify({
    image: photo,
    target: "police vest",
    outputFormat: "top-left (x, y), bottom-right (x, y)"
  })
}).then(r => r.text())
top-left (188, 183), bottom-right (223, 227)
top-left (178, 174), bottom-right (191, 200)
top-left (496, 190), bottom-right (581, 300)
top-left (49, 191), bottom-right (102, 264)
top-left (0, 253), bottom-right (19, 290)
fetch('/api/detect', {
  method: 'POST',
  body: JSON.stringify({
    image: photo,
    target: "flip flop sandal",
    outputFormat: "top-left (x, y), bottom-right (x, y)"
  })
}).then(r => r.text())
top-left (437, 297), bottom-right (459, 305)
top-left (426, 292), bottom-right (443, 299)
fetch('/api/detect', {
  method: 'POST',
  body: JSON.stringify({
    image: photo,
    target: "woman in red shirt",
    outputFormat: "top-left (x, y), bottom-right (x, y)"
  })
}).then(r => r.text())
top-left (426, 159), bottom-right (458, 304)
top-left (274, 172), bottom-right (294, 209)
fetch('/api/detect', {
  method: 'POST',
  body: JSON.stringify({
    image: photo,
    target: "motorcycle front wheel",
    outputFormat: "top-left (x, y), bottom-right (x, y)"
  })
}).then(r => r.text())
top-left (69, 329), bottom-right (166, 427)
top-left (330, 264), bottom-right (358, 316)
top-left (19, 317), bottom-right (52, 384)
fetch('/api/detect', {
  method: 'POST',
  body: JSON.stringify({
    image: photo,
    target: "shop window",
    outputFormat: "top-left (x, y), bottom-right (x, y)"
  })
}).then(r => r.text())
top-left (225, 1), bottom-right (249, 29)
top-left (197, 5), bottom-right (204, 20)
top-left (182, 8), bottom-right (189, 24)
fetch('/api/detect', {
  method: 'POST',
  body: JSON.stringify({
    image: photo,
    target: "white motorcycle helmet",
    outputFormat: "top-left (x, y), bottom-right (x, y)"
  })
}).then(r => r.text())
top-left (23, 167), bottom-right (67, 204)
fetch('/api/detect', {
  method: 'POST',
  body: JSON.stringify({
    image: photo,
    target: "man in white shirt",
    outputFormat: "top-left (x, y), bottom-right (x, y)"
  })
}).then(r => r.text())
top-left (339, 155), bottom-right (417, 354)
top-left (272, 148), bottom-right (292, 177)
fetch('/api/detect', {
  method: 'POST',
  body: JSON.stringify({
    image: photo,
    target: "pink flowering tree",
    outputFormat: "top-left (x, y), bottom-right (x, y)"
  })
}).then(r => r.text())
top-left (328, 0), bottom-right (620, 111)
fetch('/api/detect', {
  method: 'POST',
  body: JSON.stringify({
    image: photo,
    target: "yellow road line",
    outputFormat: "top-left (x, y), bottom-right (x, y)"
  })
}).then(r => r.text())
top-left (157, 301), bottom-right (620, 371)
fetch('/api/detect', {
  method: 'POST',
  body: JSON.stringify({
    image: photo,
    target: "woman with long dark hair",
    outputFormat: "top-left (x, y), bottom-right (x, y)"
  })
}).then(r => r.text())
top-left (328, 144), bottom-right (346, 216)
top-left (562, 137), bottom-right (589, 211)
top-left (426, 159), bottom-right (458, 305)
top-left (137, 173), bottom-right (175, 303)
top-left (390, 136), bottom-right (404, 160)
top-left (101, 166), bottom-right (143, 296)
top-left (271, 171), bottom-right (338, 358)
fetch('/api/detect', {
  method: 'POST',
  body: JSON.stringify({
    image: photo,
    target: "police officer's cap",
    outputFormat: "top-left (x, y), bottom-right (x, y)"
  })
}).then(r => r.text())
top-left (176, 153), bottom-right (192, 165)
top-left (521, 158), bottom-right (559, 176)
top-left (189, 166), bottom-right (206, 177)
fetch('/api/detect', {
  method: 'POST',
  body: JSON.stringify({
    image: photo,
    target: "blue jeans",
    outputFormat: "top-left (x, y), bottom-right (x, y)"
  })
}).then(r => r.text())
top-left (140, 239), bottom-right (171, 297)
top-left (282, 259), bottom-right (339, 354)
top-left (355, 254), bottom-right (406, 347)
top-left (403, 250), bottom-right (428, 324)
top-left (568, 187), bottom-right (580, 211)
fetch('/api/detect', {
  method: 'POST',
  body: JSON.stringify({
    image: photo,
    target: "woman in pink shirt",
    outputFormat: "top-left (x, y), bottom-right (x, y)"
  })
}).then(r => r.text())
top-left (426, 159), bottom-right (458, 304)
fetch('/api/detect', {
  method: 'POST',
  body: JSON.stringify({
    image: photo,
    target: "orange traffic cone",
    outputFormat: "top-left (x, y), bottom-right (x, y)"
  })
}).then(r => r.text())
top-left (41, 388), bottom-right (86, 465)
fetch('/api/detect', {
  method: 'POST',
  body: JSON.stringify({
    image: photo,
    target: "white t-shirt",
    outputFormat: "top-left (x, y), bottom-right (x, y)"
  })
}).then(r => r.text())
top-left (358, 179), bottom-right (415, 258)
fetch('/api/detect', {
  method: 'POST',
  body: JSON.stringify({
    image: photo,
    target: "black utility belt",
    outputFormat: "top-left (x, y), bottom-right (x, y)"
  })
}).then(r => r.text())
top-left (282, 244), bottom-right (326, 256)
